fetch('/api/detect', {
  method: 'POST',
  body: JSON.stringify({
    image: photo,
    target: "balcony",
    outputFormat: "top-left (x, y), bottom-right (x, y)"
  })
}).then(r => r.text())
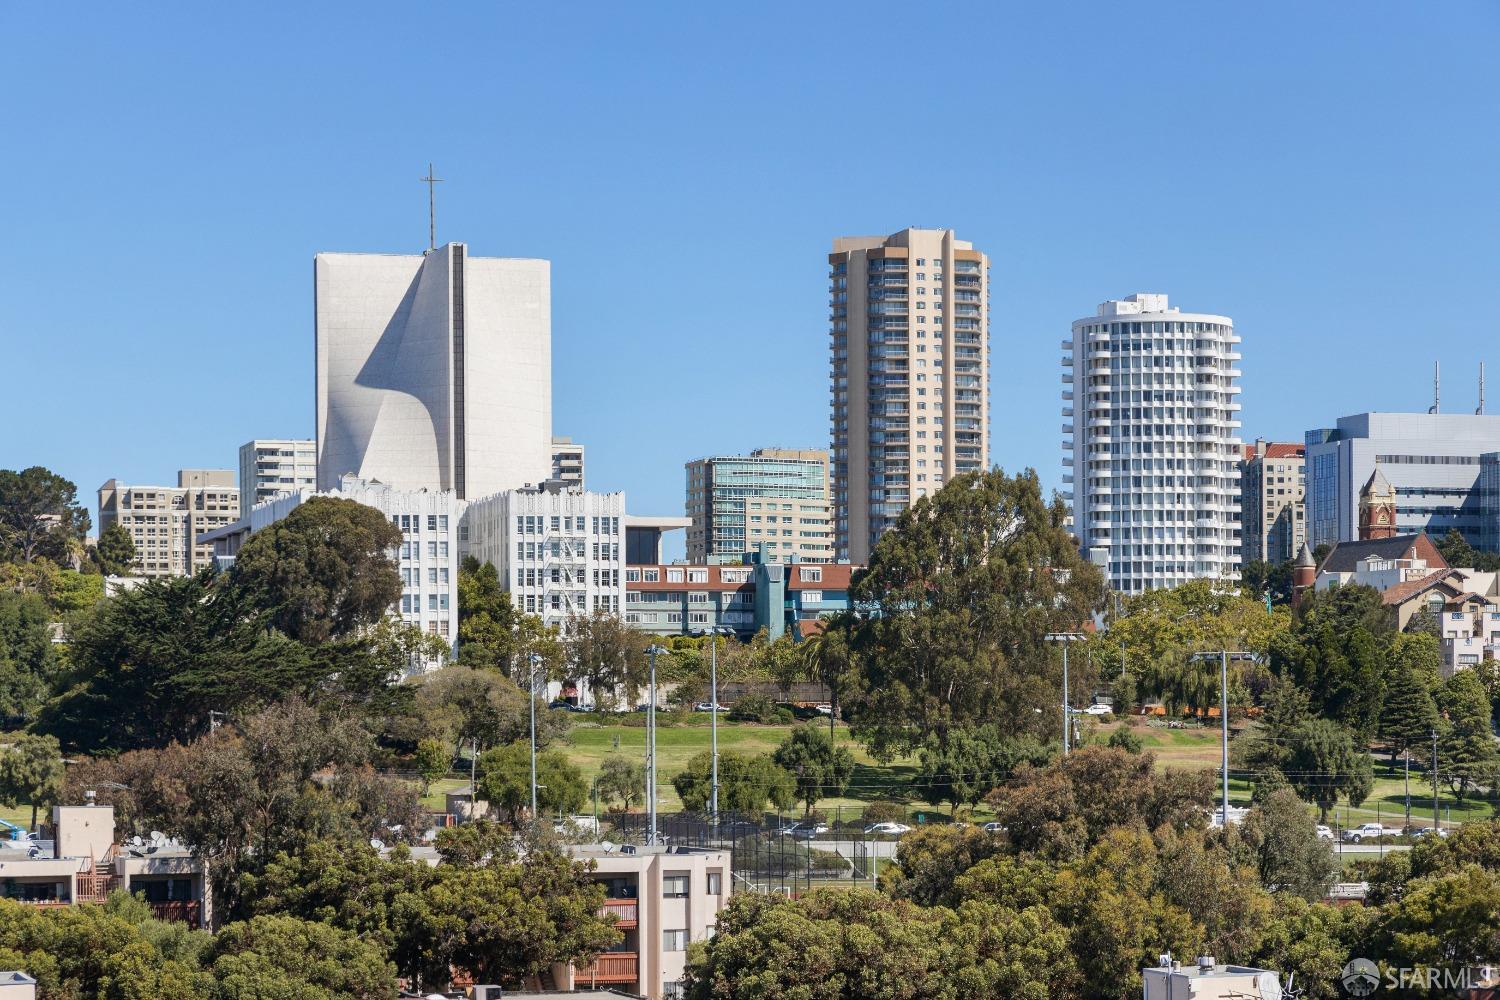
top-left (149, 900), bottom-right (203, 927)
top-left (600, 898), bottom-right (638, 927)
top-left (578, 951), bottom-right (638, 985)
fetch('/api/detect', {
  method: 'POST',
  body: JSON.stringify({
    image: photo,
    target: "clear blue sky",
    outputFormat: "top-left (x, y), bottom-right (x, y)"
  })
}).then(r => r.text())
top-left (3, 2), bottom-right (1497, 535)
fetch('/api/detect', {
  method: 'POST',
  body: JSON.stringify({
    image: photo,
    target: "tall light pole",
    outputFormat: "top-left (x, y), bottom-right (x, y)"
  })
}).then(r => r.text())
top-left (707, 626), bottom-right (733, 824)
top-left (1431, 727), bottom-right (1440, 833)
top-left (1192, 650), bottom-right (1255, 827)
top-left (528, 651), bottom-right (543, 820)
top-left (1045, 633), bottom-right (1086, 754)
top-left (646, 644), bottom-right (667, 845)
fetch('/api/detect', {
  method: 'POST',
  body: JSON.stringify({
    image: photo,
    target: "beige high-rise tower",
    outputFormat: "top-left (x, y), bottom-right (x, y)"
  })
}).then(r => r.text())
top-left (829, 228), bottom-right (989, 563)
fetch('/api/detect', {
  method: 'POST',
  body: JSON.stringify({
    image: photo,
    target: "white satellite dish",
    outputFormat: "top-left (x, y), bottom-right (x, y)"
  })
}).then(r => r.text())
top-left (369, 838), bottom-right (385, 851)
top-left (1257, 972), bottom-right (1283, 1000)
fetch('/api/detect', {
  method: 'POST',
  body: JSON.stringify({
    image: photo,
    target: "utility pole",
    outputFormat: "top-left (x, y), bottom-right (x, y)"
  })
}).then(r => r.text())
top-left (1219, 650), bottom-right (1229, 825)
top-left (1045, 633), bottom-right (1085, 754)
top-left (420, 163), bottom-right (443, 251)
top-left (470, 737), bottom-right (478, 818)
top-left (710, 629), bottom-right (721, 824)
top-left (1403, 750), bottom-right (1411, 830)
top-left (1432, 727), bottom-right (1440, 833)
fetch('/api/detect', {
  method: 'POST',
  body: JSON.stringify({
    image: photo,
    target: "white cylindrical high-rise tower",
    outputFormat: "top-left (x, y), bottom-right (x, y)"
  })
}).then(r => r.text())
top-left (1062, 293), bottom-right (1242, 594)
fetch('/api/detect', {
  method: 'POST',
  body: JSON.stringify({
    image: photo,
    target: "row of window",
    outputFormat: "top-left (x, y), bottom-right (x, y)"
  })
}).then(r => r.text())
top-left (393, 514), bottom-right (449, 534)
top-left (515, 515), bottom-right (620, 535)
top-left (401, 593), bottom-right (451, 612)
top-left (399, 541), bottom-right (449, 560)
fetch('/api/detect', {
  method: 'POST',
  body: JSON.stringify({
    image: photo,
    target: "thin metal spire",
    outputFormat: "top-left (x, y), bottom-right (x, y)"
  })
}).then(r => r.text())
top-left (420, 163), bottom-right (444, 250)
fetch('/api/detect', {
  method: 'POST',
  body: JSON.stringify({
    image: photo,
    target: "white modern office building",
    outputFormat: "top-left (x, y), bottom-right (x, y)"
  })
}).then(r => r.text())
top-left (1064, 293), bottom-right (1243, 593)
top-left (1305, 412), bottom-right (1500, 550)
top-left (462, 481), bottom-right (626, 631)
top-left (828, 228), bottom-right (990, 563)
top-left (199, 476), bottom-right (465, 668)
top-left (237, 439), bottom-right (316, 517)
top-left (315, 242), bottom-right (552, 499)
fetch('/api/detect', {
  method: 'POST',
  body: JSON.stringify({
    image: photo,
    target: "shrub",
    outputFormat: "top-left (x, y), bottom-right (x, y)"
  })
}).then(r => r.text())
top-left (1107, 726), bottom-right (1144, 754)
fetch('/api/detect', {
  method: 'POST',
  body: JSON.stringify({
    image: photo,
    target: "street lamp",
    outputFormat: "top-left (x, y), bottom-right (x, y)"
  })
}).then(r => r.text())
top-left (1190, 649), bottom-right (1256, 828)
top-left (1045, 633), bottom-right (1086, 754)
top-left (696, 626), bottom-right (735, 824)
top-left (645, 644), bottom-right (668, 845)
top-left (528, 651), bottom-right (543, 820)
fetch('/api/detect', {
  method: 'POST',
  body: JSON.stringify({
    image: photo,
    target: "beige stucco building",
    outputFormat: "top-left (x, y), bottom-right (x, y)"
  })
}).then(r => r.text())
top-left (97, 469), bottom-right (238, 576)
top-left (1240, 439), bottom-right (1306, 566)
top-left (829, 228), bottom-right (989, 563)
top-left (560, 845), bottom-right (730, 1000)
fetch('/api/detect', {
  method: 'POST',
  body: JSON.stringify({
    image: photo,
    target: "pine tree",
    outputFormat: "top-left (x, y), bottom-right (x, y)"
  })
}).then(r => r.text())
top-left (1436, 671), bottom-right (1500, 805)
top-left (1381, 661), bottom-right (1439, 765)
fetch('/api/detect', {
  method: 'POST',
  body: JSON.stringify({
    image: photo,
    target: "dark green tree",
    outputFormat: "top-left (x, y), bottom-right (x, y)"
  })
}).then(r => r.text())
top-left (598, 754), bottom-right (646, 810)
top-left (0, 589), bottom-right (59, 720)
top-left (1268, 583), bottom-right (1391, 739)
top-left (227, 496), bottom-right (401, 645)
top-left (673, 750), bottom-right (795, 814)
top-left (1379, 639), bottom-right (1440, 766)
top-left (562, 608), bottom-right (648, 709)
top-left (0, 466), bottom-right (90, 565)
top-left (1433, 527), bottom-right (1500, 570)
top-left (1283, 719), bottom-right (1374, 822)
top-left (1435, 670), bottom-right (1500, 805)
top-left (38, 573), bottom-right (329, 752)
top-left (456, 556), bottom-right (521, 668)
top-left (0, 733), bottom-right (65, 830)
top-left (93, 522), bottom-right (137, 576)
top-left (773, 723), bottom-right (854, 815)
top-left (917, 725), bottom-right (1050, 812)
top-left (414, 665), bottom-right (567, 754)
top-left (478, 741), bottom-right (588, 823)
top-left (839, 468), bottom-right (1106, 757)
top-left (1241, 559), bottom-right (1294, 605)
top-left (1241, 787), bottom-right (1338, 901)
top-left (206, 913), bottom-right (396, 1000)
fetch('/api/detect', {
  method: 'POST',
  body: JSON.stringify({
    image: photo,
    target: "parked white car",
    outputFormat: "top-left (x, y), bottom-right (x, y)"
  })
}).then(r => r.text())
top-left (1315, 825), bottom-right (1334, 841)
top-left (1084, 703), bottom-right (1114, 716)
top-left (1342, 823), bottom-right (1394, 843)
top-left (863, 822), bottom-right (912, 835)
top-left (983, 822), bottom-right (1006, 834)
top-left (1411, 826), bottom-right (1449, 839)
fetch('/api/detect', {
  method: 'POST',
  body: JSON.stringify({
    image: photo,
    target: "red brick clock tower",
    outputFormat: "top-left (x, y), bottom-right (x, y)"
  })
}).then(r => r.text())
top-left (1359, 465), bottom-right (1397, 540)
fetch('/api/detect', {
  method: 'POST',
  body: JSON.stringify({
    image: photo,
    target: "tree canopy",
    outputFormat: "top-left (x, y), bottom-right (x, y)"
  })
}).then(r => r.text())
top-left (0, 466), bottom-right (90, 566)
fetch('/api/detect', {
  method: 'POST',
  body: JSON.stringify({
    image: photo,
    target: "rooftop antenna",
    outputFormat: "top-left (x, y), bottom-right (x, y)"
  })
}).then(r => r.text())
top-left (1478, 362), bottom-right (1486, 415)
top-left (1428, 361), bottom-right (1440, 414)
top-left (420, 163), bottom-right (444, 251)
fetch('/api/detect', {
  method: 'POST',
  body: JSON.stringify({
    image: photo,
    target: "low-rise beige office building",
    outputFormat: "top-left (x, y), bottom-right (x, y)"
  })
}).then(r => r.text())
top-left (97, 470), bottom-right (238, 576)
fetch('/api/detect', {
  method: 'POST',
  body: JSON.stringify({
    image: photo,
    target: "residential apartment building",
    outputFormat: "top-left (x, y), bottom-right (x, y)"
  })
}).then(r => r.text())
top-left (829, 228), bottom-right (989, 563)
top-left (199, 476), bottom-right (464, 667)
top-left (315, 242), bottom-right (552, 499)
top-left (551, 436), bottom-right (585, 488)
top-left (1064, 293), bottom-right (1243, 593)
top-left (97, 470), bottom-right (238, 577)
top-left (625, 551), bottom-right (854, 641)
top-left (1142, 958), bottom-right (1282, 1000)
top-left (561, 844), bottom-right (730, 1000)
top-left (237, 439), bottom-right (315, 517)
top-left (0, 804), bottom-right (209, 929)
top-left (1305, 412), bottom-right (1500, 551)
top-left (1239, 439), bottom-right (1306, 566)
top-left (461, 481), bottom-right (625, 630)
top-left (684, 448), bottom-right (833, 564)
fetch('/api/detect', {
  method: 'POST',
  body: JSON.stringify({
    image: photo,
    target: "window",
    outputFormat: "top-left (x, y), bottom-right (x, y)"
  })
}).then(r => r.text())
top-left (663, 929), bottom-right (689, 951)
top-left (688, 592), bottom-right (709, 604)
top-left (799, 567), bottom-right (822, 582)
top-left (720, 568), bottom-right (750, 583)
top-left (643, 568), bottom-right (660, 583)
top-left (667, 568), bottom-right (684, 583)
top-left (663, 982), bottom-right (686, 1000)
top-left (688, 569), bottom-right (708, 583)
top-left (802, 590), bottom-right (823, 604)
top-left (707, 871), bottom-right (722, 895)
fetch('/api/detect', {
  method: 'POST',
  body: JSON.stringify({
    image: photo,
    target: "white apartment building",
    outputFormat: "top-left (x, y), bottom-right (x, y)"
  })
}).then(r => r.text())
top-left (462, 482), bottom-right (626, 631)
top-left (315, 242), bottom-right (552, 499)
top-left (829, 228), bottom-right (989, 563)
top-left (561, 845), bottom-right (730, 1000)
top-left (97, 470), bottom-right (239, 577)
top-left (237, 439), bottom-right (316, 517)
top-left (551, 436), bottom-right (585, 488)
top-left (1064, 294), bottom-right (1243, 593)
top-left (199, 476), bottom-right (465, 668)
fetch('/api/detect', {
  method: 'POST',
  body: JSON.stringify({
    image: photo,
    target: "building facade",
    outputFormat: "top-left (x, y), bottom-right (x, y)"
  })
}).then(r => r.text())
top-left (624, 552), bottom-right (854, 641)
top-left (684, 448), bottom-right (833, 564)
top-left (199, 476), bottom-right (465, 666)
top-left (551, 436), bottom-right (585, 488)
top-left (1064, 293), bottom-right (1243, 594)
top-left (461, 482), bottom-right (626, 631)
top-left (1239, 439), bottom-right (1306, 566)
top-left (1304, 412), bottom-right (1500, 551)
top-left (237, 439), bottom-right (316, 517)
top-left (315, 242), bottom-right (552, 499)
top-left (563, 845), bottom-right (730, 1000)
top-left (829, 228), bottom-right (989, 563)
top-left (97, 470), bottom-right (239, 577)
